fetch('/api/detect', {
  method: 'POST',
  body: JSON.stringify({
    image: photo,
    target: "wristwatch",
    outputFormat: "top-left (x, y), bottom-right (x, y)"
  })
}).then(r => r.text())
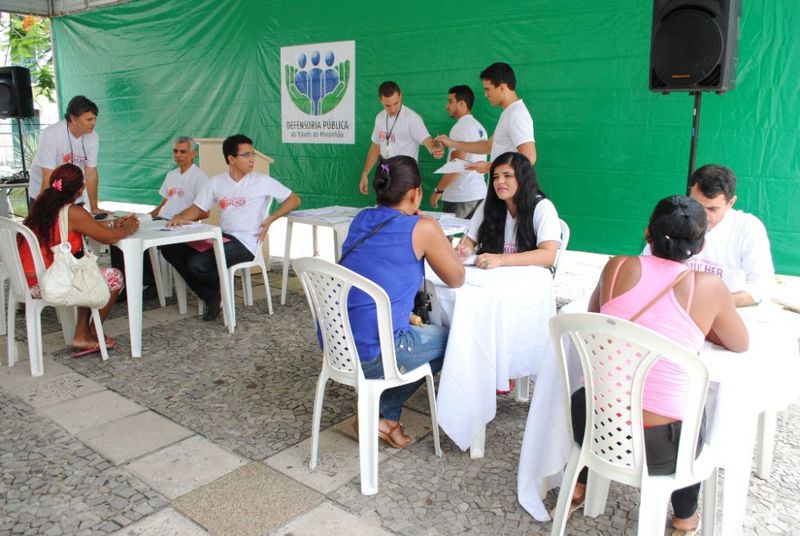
top-left (434, 188), bottom-right (445, 194)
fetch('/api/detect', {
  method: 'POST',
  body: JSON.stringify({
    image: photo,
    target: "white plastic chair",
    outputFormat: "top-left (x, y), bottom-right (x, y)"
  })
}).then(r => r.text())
top-left (549, 312), bottom-right (718, 536)
top-left (0, 260), bottom-right (7, 336)
top-left (0, 217), bottom-right (108, 376)
top-left (293, 256), bottom-right (442, 495)
top-left (553, 218), bottom-right (571, 279)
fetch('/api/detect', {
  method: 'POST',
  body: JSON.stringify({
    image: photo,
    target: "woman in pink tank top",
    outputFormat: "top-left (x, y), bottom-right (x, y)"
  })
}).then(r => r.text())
top-left (570, 196), bottom-right (748, 534)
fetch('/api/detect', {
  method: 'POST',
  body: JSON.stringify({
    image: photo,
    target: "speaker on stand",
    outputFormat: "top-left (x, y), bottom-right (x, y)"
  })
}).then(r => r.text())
top-left (649, 0), bottom-right (741, 190)
top-left (0, 66), bottom-right (36, 205)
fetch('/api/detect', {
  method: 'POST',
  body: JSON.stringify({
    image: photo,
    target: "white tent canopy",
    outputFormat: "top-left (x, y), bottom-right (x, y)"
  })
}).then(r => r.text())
top-left (0, 0), bottom-right (128, 17)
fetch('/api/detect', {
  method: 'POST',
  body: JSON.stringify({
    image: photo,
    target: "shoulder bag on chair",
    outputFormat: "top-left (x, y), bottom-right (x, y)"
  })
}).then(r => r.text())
top-left (40, 205), bottom-right (110, 309)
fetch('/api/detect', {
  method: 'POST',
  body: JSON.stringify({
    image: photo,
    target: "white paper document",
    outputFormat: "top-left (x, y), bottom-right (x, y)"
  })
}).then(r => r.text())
top-left (434, 158), bottom-right (474, 174)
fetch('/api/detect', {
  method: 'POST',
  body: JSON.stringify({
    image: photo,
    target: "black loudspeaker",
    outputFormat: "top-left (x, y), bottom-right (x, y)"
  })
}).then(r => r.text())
top-left (0, 66), bottom-right (35, 119)
top-left (650, 0), bottom-right (740, 93)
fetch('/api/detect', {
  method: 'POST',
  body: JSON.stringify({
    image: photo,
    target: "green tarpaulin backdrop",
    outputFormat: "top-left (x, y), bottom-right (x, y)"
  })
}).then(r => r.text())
top-left (51, 0), bottom-right (799, 274)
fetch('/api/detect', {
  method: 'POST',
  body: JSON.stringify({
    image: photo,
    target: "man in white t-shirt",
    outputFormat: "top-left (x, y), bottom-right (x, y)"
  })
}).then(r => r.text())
top-left (150, 136), bottom-right (209, 220)
top-left (437, 62), bottom-right (536, 173)
top-left (359, 81), bottom-right (444, 195)
top-left (29, 95), bottom-right (104, 213)
top-left (429, 85), bottom-right (488, 218)
top-left (161, 134), bottom-right (301, 321)
top-left (643, 164), bottom-right (774, 306)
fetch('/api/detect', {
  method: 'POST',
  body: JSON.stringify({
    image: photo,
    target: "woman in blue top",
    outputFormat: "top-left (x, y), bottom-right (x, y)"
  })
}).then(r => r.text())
top-left (341, 155), bottom-right (465, 448)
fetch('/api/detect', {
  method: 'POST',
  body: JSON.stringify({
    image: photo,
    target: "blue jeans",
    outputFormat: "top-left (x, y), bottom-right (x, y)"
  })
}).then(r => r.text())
top-left (360, 324), bottom-right (449, 421)
top-left (160, 234), bottom-right (253, 304)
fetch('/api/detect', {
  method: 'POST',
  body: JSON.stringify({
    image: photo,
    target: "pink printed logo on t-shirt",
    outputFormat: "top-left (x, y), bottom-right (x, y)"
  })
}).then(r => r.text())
top-left (219, 197), bottom-right (246, 210)
top-left (167, 187), bottom-right (185, 198)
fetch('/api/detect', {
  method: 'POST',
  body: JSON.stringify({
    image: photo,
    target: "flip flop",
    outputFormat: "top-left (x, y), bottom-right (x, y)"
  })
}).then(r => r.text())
top-left (73, 346), bottom-right (101, 358)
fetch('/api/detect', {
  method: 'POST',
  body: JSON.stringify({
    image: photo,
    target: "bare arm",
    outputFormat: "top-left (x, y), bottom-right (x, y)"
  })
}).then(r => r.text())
top-left (68, 205), bottom-right (139, 244)
top-left (436, 134), bottom-right (493, 155)
top-left (430, 163), bottom-right (462, 209)
top-left (731, 290), bottom-right (757, 308)
top-left (413, 217), bottom-right (465, 288)
top-left (703, 277), bottom-right (749, 352)
top-left (258, 192), bottom-right (301, 241)
top-left (475, 240), bottom-right (559, 269)
top-left (84, 166), bottom-right (102, 214)
top-left (150, 198), bottom-right (167, 219)
top-left (360, 143), bottom-right (381, 195)
top-left (39, 168), bottom-right (54, 194)
top-left (517, 142), bottom-right (537, 166)
top-left (421, 136), bottom-right (444, 159)
top-left (168, 203), bottom-right (206, 226)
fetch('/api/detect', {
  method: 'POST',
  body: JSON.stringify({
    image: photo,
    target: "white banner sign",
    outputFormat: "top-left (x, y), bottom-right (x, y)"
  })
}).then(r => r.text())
top-left (280, 40), bottom-right (355, 144)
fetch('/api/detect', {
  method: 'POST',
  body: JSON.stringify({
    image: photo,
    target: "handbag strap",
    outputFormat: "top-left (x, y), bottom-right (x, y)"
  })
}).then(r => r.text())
top-left (629, 269), bottom-right (692, 322)
top-left (338, 213), bottom-right (402, 264)
top-left (57, 205), bottom-right (71, 248)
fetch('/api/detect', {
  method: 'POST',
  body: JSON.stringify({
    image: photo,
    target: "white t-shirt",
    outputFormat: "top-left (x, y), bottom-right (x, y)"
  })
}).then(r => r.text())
top-left (158, 164), bottom-right (209, 220)
top-left (490, 100), bottom-right (535, 162)
top-left (370, 105), bottom-right (431, 161)
top-left (193, 172), bottom-right (292, 255)
top-left (443, 114), bottom-right (488, 203)
top-left (467, 197), bottom-right (560, 253)
top-left (644, 208), bottom-right (774, 303)
top-left (30, 119), bottom-right (99, 206)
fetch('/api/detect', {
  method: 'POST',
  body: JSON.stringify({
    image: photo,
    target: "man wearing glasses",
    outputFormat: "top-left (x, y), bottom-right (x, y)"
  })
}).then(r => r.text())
top-left (161, 134), bottom-right (301, 321)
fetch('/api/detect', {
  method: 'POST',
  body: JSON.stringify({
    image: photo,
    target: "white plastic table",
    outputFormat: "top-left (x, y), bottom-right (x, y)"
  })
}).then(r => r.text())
top-left (427, 264), bottom-right (556, 457)
top-left (280, 206), bottom-right (469, 304)
top-left (516, 305), bottom-right (800, 534)
top-left (116, 220), bottom-right (234, 358)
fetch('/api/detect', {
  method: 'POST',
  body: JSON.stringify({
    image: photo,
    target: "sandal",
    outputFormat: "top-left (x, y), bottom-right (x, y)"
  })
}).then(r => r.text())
top-left (378, 419), bottom-right (413, 449)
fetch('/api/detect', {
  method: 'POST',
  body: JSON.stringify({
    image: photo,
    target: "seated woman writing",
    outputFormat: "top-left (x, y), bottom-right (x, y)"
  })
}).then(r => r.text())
top-left (570, 195), bottom-right (748, 535)
top-left (340, 156), bottom-right (464, 448)
top-left (19, 163), bottom-right (140, 356)
top-left (455, 151), bottom-right (560, 270)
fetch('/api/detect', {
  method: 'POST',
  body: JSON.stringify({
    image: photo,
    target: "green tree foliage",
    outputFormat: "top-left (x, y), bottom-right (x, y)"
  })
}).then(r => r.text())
top-left (2, 13), bottom-right (55, 101)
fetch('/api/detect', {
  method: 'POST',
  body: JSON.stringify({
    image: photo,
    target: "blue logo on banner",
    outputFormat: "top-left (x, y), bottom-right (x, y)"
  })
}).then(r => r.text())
top-left (285, 50), bottom-right (351, 116)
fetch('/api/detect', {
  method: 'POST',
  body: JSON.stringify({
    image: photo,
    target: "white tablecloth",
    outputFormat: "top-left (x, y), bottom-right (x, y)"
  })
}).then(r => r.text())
top-left (427, 264), bottom-right (556, 451)
top-left (516, 303), bottom-right (800, 528)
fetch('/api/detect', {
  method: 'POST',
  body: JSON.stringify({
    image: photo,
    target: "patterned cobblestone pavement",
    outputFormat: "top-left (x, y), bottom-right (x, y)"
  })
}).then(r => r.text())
top-left (2, 258), bottom-right (799, 535)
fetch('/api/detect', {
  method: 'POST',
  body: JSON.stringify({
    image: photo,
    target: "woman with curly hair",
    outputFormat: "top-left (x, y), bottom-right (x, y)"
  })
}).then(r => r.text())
top-left (455, 152), bottom-right (561, 270)
top-left (19, 163), bottom-right (139, 355)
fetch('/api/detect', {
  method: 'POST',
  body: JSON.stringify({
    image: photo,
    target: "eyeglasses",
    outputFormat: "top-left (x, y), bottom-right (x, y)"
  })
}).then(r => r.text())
top-left (235, 152), bottom-right (255, 158)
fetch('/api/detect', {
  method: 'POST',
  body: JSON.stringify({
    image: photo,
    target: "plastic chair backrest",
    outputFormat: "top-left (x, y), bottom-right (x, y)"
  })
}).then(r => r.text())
top-left (553, 218), bottom-right (570, 278)
top-left (0, 217), bottom-right (46, 301)
top-left (550, 312), bottom-right (709, 486)
top-left (293, 256), bottom-right (403, 385)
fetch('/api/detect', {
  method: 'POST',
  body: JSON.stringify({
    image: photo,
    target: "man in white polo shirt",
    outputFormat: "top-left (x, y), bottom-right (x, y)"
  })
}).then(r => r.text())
top-left (29, 95), bottom-right (104, 213)
top-left (150, 136), bottom-right (209, 220)
top-left (429, 85), bottom-right (488, 218)
top-left (358, 81), bottom-right (443, 195)
top-left (645, 164), bottom-right (774, 307)
top-left (161, 134), bottom-right (301, 321)
top-left (437, 62), bottom-right (536, 173)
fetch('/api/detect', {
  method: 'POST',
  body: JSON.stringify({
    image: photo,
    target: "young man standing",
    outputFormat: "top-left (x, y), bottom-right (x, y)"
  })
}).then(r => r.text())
top-left (29, 95), bottom-right (104, 213)
top-left (429, 85), bottom-right (488, 218)
top-left (359, 81), bottom-right (443, 195)
top-left (437, 62), bottom-right (536, 174)
top-left (161, 134), bottom-right (301, 321)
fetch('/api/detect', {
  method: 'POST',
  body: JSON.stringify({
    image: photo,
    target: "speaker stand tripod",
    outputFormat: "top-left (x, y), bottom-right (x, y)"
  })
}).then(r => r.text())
top-left (686, 91), bottom-right (702, 194)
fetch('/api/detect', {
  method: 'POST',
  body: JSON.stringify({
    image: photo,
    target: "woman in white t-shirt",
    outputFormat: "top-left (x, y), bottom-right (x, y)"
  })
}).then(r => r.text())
top-left (456, 152), bottom-right (561, 270)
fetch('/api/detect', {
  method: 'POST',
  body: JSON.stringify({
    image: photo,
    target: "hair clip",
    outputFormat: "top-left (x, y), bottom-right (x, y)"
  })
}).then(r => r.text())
top-left (380, 163), bottom-right (390, 175)
top-left (53, 179), bottom-right (63, 192)
top-left (664, 234), bottom-right (671, 240)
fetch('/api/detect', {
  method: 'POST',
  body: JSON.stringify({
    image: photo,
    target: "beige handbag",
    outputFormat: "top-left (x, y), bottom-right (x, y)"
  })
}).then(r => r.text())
top-left (40, 205), bottom-right (110, 308)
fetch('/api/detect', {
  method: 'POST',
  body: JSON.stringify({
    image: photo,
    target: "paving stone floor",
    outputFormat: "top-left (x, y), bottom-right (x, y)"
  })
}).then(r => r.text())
top-left (1, 251), bottom-right (798, 535)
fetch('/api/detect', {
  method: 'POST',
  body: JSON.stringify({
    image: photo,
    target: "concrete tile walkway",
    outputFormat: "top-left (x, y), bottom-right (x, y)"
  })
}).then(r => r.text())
top-left (1, 251), bottom-right (798, 535)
